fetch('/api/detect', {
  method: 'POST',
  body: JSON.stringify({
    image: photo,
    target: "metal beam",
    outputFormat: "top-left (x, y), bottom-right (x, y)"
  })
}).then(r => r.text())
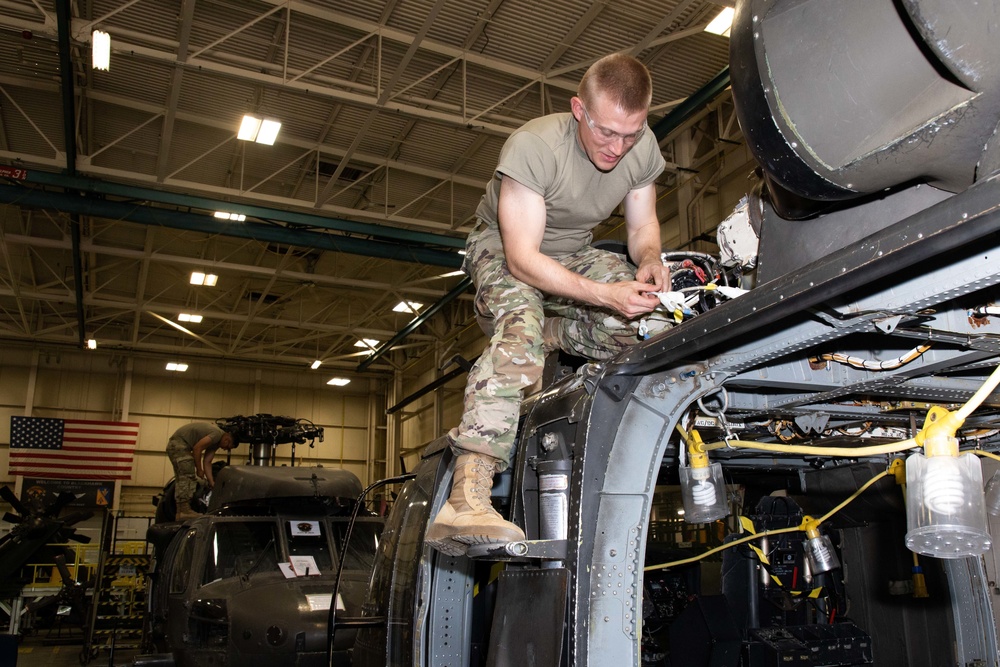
top-left (0, 184), bottom-right (465, 268)
top-left (55, 0), bottom-right (86, 350)
top-left (357, 276), bottom-right (472, 371)
top-left (23, 170), bottom-right (466, 249)
top-left (653, 66), bottom-right (731, 142)
top-left (3, 233), bottom-right (462, 299)
top-left (0, 285), bottom-right (429, 340)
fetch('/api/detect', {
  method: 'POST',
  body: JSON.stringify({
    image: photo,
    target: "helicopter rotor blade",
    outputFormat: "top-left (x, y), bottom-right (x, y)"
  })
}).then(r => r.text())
top-left (0, 486), bottom-right (28, 516)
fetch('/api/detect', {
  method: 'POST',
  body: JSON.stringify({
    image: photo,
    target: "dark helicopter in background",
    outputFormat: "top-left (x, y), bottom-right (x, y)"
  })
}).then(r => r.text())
top-left (137, 414), bottom-right (384, 667)
top-left (343, 1), bottom-right (1000, 666)
top-left (152, 414), bottom-right (327, 524)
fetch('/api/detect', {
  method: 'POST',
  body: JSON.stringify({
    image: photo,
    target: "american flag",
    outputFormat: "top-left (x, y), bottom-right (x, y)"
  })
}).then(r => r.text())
top-left (8, 417), bottom-right (139, 480)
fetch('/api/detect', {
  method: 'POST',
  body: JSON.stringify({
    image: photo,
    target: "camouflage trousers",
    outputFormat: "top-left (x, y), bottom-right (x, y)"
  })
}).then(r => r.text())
top-left (166, 437), bottom-right (198, 507)
top-left (449, 235), bottom-right (642, 470)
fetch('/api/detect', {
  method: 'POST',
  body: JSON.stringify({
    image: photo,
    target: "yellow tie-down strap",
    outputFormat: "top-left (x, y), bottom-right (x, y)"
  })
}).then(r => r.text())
top-left (739, 516), bottom-right (823, 599)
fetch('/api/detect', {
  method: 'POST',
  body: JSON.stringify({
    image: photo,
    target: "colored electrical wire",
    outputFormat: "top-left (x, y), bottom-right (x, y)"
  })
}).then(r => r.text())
top-left (698, 437), bottom-right (918, 458)
top-left (812, 344), bottom-right (931, 371)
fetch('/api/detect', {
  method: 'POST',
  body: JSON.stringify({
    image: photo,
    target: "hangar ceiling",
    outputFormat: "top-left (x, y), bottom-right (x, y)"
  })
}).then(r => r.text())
top-left (0, 0), bottom-right (735, 376)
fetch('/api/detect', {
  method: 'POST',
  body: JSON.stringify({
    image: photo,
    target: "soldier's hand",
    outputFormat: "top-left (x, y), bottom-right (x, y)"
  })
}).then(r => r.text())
top-left (601, 281), bottom-right (661, 319)
top-left (635, 260), bottom-right (671, 292)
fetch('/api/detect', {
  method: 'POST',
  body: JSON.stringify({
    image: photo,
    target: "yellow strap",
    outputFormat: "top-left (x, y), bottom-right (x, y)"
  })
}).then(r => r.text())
top-left (739, 516), bottom-right (823, 597)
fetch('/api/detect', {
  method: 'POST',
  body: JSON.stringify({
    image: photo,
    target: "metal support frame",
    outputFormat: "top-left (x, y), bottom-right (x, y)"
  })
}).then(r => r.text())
top-left (564, 176), bottom-right (1000, 665)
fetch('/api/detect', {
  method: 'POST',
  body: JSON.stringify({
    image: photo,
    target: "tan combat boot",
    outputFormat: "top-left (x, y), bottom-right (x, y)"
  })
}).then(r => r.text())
top-left (175, 505), bottom-right (201, 521)
top-left (426, 453), bottom-right (525, 556)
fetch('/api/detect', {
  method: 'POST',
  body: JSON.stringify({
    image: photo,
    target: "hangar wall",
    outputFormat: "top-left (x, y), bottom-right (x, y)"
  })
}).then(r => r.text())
top-left (0, 342), bottom-right (387, 516)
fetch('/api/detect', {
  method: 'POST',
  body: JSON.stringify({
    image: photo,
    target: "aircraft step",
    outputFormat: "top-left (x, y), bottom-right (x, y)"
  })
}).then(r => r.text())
top-left (466, 538), bottom-right (567, 561)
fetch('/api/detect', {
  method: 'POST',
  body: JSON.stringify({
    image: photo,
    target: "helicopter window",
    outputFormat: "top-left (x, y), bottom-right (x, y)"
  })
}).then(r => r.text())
top-left (331, 519), bottom-right (381, 571)
top-left (286, 520), bottom-right (333, 572)
top-left (169, 528), bottom-right (198, 594)
top-left (202, 521), bottom-right (280, 585)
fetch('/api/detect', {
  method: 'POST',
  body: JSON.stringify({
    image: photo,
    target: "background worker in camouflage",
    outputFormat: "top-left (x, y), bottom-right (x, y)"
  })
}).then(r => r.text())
top-left (427, 53), bottom-right (670, 556)
top-left (166, 422), bottom-right (236, 520)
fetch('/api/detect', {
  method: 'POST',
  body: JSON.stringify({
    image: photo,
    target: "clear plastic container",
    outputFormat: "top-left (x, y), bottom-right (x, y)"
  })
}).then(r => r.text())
top-left (904, 452), bottom-right (992, 558)
top-left (680, 461), bottom-right (729, 523)
top-left (984, 471), bottom-right (1000, 516)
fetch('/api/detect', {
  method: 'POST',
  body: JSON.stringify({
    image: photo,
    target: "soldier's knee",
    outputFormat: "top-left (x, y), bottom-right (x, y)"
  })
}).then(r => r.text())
top-left (521, 359), bottom-right (544, 386)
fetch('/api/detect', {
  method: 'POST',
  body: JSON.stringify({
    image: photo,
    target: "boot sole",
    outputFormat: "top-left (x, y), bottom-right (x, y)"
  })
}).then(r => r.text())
top-left (425, 534), bottom-right (468, 557)
top-left (426, 522), bottom-right (469, 557)
top-left (453, 531), bottom-right (525, 547)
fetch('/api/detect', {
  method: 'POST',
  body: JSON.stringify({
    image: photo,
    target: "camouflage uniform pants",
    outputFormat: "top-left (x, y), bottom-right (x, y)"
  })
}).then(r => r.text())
top-left (166, 437), bottom-right (198, 507)
top-left (449, 234), bottom-right (642, 470)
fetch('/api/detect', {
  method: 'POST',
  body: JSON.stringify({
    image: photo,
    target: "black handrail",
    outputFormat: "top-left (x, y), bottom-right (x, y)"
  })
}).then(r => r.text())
top-left (327, 473), bottom-right (417, 667)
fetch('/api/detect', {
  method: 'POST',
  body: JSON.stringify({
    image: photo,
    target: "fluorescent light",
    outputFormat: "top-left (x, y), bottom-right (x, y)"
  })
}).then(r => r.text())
top-left (214, 211), bottom-right (246, 221)
top-left (311, 360), bottom-right (322, 370)
top-left (439, 270), bottom-right (466, 278)
top-left (256, 119), bottom-right (281, 145)
top-left (237, 115), bottom-right (281, 145)
top-left (393, 301), bottom-right (424, 314)
top-left (238, 115), bottom-right (262, 141)
top-left (327, 378), bottom-right (351, 386)
top-left (92, 30), bottom-right (110, 70)
top-left (190, 272), bottom-right (218, 286)
top-left (705, 7), bottom-right (735, 37)
top-left (355, 338), bottom-right (380, 349)
top-left (86, 338), bottom-right (97, 350)
top-left (166, 362), bottom-right (189, 372)
top-left (178, 313), bottom-right (203, 323)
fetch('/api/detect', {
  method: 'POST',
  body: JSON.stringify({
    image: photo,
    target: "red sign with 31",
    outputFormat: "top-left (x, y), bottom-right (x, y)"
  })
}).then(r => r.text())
top-left (0, 165), bottom-right (27, 179)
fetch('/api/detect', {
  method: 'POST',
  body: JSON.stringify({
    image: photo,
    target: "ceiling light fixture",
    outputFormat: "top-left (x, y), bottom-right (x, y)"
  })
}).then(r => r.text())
top-left (311, 360), bottom-right (322, 370)
top-left (190, 272), bottom-right (218, 287)
top-left (238, 115), bottom-right (281, 145)
top-left (393, 301), bottom-right (424, 314)
top-left (214, 211), bottom-right (246, 222)
top-left (92, 30), bottom-right (110, 70)
top-left (355, 338), bottom-right (380, 350)
top-left (166, 362), bottom-right (189, 372)
top-left (86, 338), bottom-right (97, 350)
top-left (327, 378), bottom-right (351, 386)
top-left (178, 313), bottom-right (203, 323)
top-left (705, 7), bottom-right (735, 37)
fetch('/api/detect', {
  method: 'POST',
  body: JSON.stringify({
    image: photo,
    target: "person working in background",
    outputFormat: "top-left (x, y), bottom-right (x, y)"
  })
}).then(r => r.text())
top-left (427, 53), bottom-right (669, 555)
top-left (166, 422), bottom-right (236, 520)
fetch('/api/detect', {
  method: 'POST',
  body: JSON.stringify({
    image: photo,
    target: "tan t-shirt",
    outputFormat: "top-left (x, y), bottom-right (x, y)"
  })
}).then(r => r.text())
top-left (169, 422), bottom-right (224, 454)
top-left (472, 112), bottom-right (665, 259)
